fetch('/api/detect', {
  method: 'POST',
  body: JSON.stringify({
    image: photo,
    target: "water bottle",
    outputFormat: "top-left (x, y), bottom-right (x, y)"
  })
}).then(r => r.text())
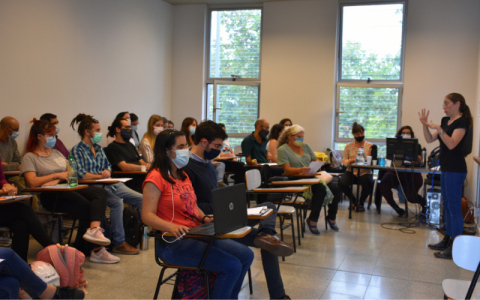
top-left (355, 147), bottom-right (365, 165)
top-left (67, 155), bottom-right (78, 187)
top-left (421, 147), bottom-right (427, 164)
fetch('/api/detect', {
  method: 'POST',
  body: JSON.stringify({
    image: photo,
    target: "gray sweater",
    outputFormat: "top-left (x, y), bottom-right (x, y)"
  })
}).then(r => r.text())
top-left (0, 138), bottom-right (21, 171)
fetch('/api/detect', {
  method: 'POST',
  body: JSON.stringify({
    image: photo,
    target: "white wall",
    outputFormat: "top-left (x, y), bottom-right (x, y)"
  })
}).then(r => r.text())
top-left (0, 0), bottom-right (173, 152)
top-left (171, 4), bottom-right (207, 128)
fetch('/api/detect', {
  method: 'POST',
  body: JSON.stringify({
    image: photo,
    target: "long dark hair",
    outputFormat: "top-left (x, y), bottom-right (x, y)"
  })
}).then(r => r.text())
top-left (446, 93), bottom-right (473, 127)
top-left (268, 124), bottom-right (284, 141)
top-left (150, 129), bottom-right (187, 185)
top-left (396, 126), bottom-right (415, 138)
top-left (107, 118), bottom-right (126, 138)
top-left (70, 114), bottom-right (99, 138)
top-left (180, 117), bottom-right (197, 146)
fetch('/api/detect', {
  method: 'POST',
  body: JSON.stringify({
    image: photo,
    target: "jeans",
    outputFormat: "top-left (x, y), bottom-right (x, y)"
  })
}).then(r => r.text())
top-left (214, 162), bottom-right (226, 182)
top-left (339, 172), bottom-right (373, 206)
top-left (156, 238), bottom-right (254, 299)
top-left (441, 171), bottom-right (467, 239)
top-left (0, 248), bottom-right (47, 299)
top-left (93, 183), bottom-right (143, 246)
top-left (0, 202), bottom-right (54, 262)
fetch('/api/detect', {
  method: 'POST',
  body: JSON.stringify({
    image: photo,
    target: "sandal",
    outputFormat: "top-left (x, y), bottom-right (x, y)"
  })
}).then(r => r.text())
top-left (357, 205), bottom-right (365, 212)
top-left (349, 203), bottom-right (356, 211)
top-left (328, 220), bottom-right (339, 231)
top-left (306, 219), bottom-right (320, 235)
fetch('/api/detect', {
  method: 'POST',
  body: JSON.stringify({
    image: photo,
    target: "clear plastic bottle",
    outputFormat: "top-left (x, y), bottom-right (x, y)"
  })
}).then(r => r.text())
top-left (356, 147), bottom-right (365, 165)
top-left (67, 155), bottom-right (78, 187)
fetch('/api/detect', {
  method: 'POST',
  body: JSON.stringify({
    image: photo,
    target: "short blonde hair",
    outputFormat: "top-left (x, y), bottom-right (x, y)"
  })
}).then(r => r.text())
top-left (278, 124), bottom-right (304, 148)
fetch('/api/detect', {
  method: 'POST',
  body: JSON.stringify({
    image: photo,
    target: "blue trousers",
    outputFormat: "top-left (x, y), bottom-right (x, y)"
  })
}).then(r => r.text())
top-left (440, 171), bottom-right (467, 239)
top-left (0, 248), bottom-right (47, 299)
top-left (156, 238), bottom-right (253, 299)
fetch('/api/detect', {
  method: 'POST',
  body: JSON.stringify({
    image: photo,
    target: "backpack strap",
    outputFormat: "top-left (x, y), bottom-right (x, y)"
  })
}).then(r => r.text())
top-left (65, 246), bottom-right (89, 294)
top-left (47, 245), bottom-right (70, 287)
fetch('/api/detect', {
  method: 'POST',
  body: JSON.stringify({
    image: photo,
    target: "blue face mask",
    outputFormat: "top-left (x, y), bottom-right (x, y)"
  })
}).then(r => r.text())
top-left (43, 136), bottom-right (56, 149)
top-left (89, 131), bottom-right (103, 144)
top-left (189, 126), bottom-right (196, 135)
top-left (9, 130), bottom-right (19, 140)
top-left (295, 138), bottom-right (304, 146)
top-left (169, 149), bottom-right (190, 169)
top-left (131, 125), bottom-right (138, 132)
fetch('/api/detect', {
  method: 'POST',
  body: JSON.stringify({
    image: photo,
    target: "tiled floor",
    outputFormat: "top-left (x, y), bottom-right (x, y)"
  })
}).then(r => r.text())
top-left (27, 201), bottom-right (475, 299)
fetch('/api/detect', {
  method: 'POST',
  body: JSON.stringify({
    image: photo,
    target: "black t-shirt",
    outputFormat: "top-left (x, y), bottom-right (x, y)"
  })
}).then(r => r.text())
top-left (105, 141), bottom-right (141, 172)
top-left (439, 116), bottom-right (469, 173)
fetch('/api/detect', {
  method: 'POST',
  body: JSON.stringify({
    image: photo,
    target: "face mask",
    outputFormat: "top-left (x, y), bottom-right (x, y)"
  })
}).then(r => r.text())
top-left (120, 128), bottom-right (132, 142)
top-left (131, 125), bottom-right (138, 132)
top-left (43, 136), bottom-right (56, 149)
top-left (402, 133), bottom-right (411, 139)
top-left (260, 129), bottom-right (269, 140)
top-left (153, 126), bottom-right (163, 136)
top-left (54, 125), bottom-right (60, 135)
top-left (9, 130), bottom-right (19, 140)
top-left (295, 138), bottom-right (304, 146)
top-left (126, 119), bottom-right (131, 125)
top-left (189, 126), bottom-right (196, 135)
top-left (204, 146), bottom-right (221, 160)
top-left (355, 136), bottom-right (365, 143)
top-left (90, 131), bottom-right (103, 144)
top-left (169, 149), bottom-right (190, 169)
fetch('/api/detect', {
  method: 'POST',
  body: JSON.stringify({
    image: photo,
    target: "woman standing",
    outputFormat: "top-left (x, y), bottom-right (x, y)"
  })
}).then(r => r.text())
top-left (420, 93), bottom-right (471, 259)
top-left (139, 115), bottom-right (164, 164)
top-left (339, 122), bottom-right (374, 212)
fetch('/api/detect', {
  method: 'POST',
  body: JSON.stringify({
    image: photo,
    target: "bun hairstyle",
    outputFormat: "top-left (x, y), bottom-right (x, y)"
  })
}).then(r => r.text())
top-left (446, 93), bottom-right (473, 127)
top-left (107, 118), bottom-right (127, 138)
top-left (70, 114), bottom-right (99, 138)
top-left (278, 124), bottom-right (305, 148)
top-left (351, 122), bottom-right (364, 134)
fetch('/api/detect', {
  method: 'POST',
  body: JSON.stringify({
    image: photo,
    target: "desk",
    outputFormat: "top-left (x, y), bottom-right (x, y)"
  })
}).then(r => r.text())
top-left (282, 173), bottom-right (316, 178)
top-left (113, 171), bottom-right (147, 175)
top-left (26, 185), bottom-right (88, 192)
top-left (270, 178), bottom-right (321, 185)
top-left (214, 156), bottom-right (239, 161)
top-left (349, 164), bottom-right (439, 219)
top-left (78, 179), bottom-right (129, 184)
top-left (0, 195), bottom-right (32, 204)
top-left (247, 208), bottom-right (273, 219)
top-left (3, 171), bottom-right (20, 176)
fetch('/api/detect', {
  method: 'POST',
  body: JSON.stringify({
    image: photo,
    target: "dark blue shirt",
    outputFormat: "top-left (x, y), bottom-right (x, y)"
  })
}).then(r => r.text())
top-left (241, 132), bottom-right (268, 163)
top-left (183, 155), bottom-right (218, 215)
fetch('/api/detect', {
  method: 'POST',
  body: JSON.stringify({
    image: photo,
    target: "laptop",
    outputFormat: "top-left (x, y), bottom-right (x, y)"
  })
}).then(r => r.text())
top-left (188, 183), bottom-right (248, 236)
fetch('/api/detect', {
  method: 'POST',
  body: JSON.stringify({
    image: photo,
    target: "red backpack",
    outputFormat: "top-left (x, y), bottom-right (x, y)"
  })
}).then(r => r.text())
top-left (37, 244), bottom-right (88, 294)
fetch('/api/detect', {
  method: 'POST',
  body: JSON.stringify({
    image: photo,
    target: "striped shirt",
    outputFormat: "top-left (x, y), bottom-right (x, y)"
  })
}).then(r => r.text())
top-left (71, 141), bottom-right (111, 179)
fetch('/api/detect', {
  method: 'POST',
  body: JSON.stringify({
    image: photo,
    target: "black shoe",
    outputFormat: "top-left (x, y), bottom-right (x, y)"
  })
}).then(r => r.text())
top-left (53, 287), bottom-right (85, 299)
top-left (392, 204), bottom-right (405, 217)
top-left (428, 235), bottom-right (451, 250)
top-left (272, 295), bottom-right (291, 299)
top-left (434, 242), bottom-right (453, 259)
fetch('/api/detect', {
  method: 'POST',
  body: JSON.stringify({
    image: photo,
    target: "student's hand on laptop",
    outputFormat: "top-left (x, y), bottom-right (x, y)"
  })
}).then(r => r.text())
top-left (301, 167), bottom-right (311, 175)
top-left (169, 224), bottom-right (189, 239)
top-left (99, 170), bottom-right (111, 179)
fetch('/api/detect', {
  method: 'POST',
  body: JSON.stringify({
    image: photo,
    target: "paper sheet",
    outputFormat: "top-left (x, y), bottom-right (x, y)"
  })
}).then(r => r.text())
top-left (307, 161), bottom-right (325, 174)
top-left (97, 178), bottom-right (132, 182)
top-left (247, 206), bottom-right (268, 216)
top-left (0, 195), bottom-right (31, 201)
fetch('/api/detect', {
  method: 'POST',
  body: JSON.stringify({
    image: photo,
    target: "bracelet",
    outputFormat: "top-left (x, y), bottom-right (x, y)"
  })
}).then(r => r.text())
top-left (201, 216), bottom-right (209, 224)
top-left (439, 130), bottom-right (444, 135)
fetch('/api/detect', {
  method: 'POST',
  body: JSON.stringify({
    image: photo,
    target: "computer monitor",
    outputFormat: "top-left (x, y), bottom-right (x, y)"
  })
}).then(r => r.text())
top-left (386, 138), bottom-right (419, 167)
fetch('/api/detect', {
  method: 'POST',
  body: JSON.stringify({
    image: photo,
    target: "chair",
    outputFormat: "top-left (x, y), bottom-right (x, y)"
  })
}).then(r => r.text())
top-left (245, 169), bottom-right (302, 260)
top-left (147, 231), bottom-right (252, 299)
top-left (443, 235), bottom-right (480, 299)
top-left (36, 210), bottom-right (77, 245)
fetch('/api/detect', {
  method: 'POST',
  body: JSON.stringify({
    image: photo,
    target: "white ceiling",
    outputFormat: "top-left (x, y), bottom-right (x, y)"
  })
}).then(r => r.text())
top-left (163, 0), bottom-right (296, 5)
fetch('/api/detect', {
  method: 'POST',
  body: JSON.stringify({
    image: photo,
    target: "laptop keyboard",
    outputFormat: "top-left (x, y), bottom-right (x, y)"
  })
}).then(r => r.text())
top-left (188, 223), bottom-right (215, 235)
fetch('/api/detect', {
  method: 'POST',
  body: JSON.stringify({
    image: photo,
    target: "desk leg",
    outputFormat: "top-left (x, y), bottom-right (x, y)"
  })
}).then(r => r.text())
top-left (349, 168), bottom-right (354, 219)
top-left (50, 193), bottom-right (62, 245)
top-left (355, 168), bottom-right (360, 212)
top-left (476, 165), bottom-right (480, 228)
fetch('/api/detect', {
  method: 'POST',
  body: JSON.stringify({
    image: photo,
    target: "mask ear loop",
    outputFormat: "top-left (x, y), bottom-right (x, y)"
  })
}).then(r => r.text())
top-left (162, 170), bottom-right (181, 244)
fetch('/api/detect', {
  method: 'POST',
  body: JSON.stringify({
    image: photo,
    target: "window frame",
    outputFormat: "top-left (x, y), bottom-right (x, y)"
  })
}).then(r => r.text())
top-left (334, 0), bottom-right (408, 148)
top-left (205, 6), bottom-right (263, 140)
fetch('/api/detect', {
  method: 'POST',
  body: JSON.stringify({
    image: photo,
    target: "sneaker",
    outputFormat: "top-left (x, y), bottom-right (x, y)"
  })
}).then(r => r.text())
top-left (83, 227), bottom-right (111, 246)
top-left (90, 247), bottom-right (120, 264)
top-left (112, 242), bottom-right (140, 255)
top-left (0, 234), bottom-right (12, 247)
top-left (53, 287), bottom-right (85, 299)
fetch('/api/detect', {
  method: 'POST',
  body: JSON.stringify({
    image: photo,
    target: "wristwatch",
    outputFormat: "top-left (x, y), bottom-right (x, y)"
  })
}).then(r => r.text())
top-left (439, 130), bottom-right (444, 135)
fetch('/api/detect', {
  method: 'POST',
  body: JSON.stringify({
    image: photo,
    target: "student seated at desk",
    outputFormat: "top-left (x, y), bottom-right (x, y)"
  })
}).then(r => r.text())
top-left (104, 118), bottom-right (151, 193)
top-left (277, 125), bottom-right (339, 234)
top-left (71, 114), bottom-right (142, 255)
top-left (39, 113), bottom-right (69, 159)
top-left (216, 123), bottom-right (247, 184)
top-left (180, 117), bottom-right (197, 147)
top-left (378, 126), bottom-right (426, 216)
top-left (0, 116), bottom-right (22, 171)
top-left (130, 113), bottom-right (140, 151)
top-left (242, 118), bottom-right (272, 166)
top-left (21, 119), bottom-right (117, 264)
top-left (0, 248), bottom-right (84, 299)
top-left (266, 124), bottom-right (284, 163)
top-left (141, 129), bottom-right (254, 300)
top-left (139, 114), bottom-right (164, 164)
top-left (339, 122), bottom-right (374, 212)
top-left (279, 118), bottom-right (292, 127)
top-left (106, 112), bottom-right (135, 147)
top-left (0, 160), bottom-right (55, 262)
top-left (167, 120), bottom-right (174, 129)
top-left (184, 121), bottom-right (293, 300)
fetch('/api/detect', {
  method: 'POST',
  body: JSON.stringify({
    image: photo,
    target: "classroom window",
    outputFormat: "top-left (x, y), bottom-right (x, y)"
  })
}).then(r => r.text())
top-left (335, 2), bottom-right (406, 149)
top-left (206, 8), bottom-right (262, 143)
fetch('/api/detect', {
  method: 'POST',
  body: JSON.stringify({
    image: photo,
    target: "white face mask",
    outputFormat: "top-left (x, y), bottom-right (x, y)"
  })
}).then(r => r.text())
top-left (153, 126), bottom-right (163, 136)
top-left (402, 133), bottom-right (411, 139)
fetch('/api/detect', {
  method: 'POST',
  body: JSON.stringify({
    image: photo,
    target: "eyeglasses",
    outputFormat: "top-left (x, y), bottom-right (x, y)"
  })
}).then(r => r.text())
top-left (442, 102), bottom-right (452, 108)
top-left (209, 142), bottom-right (223, 150)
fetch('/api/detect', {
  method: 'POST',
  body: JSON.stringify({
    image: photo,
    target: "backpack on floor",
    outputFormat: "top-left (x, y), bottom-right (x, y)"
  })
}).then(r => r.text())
top-left (176, 270), bottom-right (218, 299)
top-left (36, 244), bottom-right (88, 294)
top-left (123, 206), bottom-right (143, 247)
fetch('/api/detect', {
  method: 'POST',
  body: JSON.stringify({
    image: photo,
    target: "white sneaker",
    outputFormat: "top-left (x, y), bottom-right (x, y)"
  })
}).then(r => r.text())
top-left (90, 247), bottom-right (120, 264)
top-left (83, 227), bottom-right (111, 246)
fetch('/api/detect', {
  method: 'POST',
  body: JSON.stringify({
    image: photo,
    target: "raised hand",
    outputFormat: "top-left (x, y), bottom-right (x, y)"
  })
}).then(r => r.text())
top-left (418, 109), bottom-right (430, 125)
